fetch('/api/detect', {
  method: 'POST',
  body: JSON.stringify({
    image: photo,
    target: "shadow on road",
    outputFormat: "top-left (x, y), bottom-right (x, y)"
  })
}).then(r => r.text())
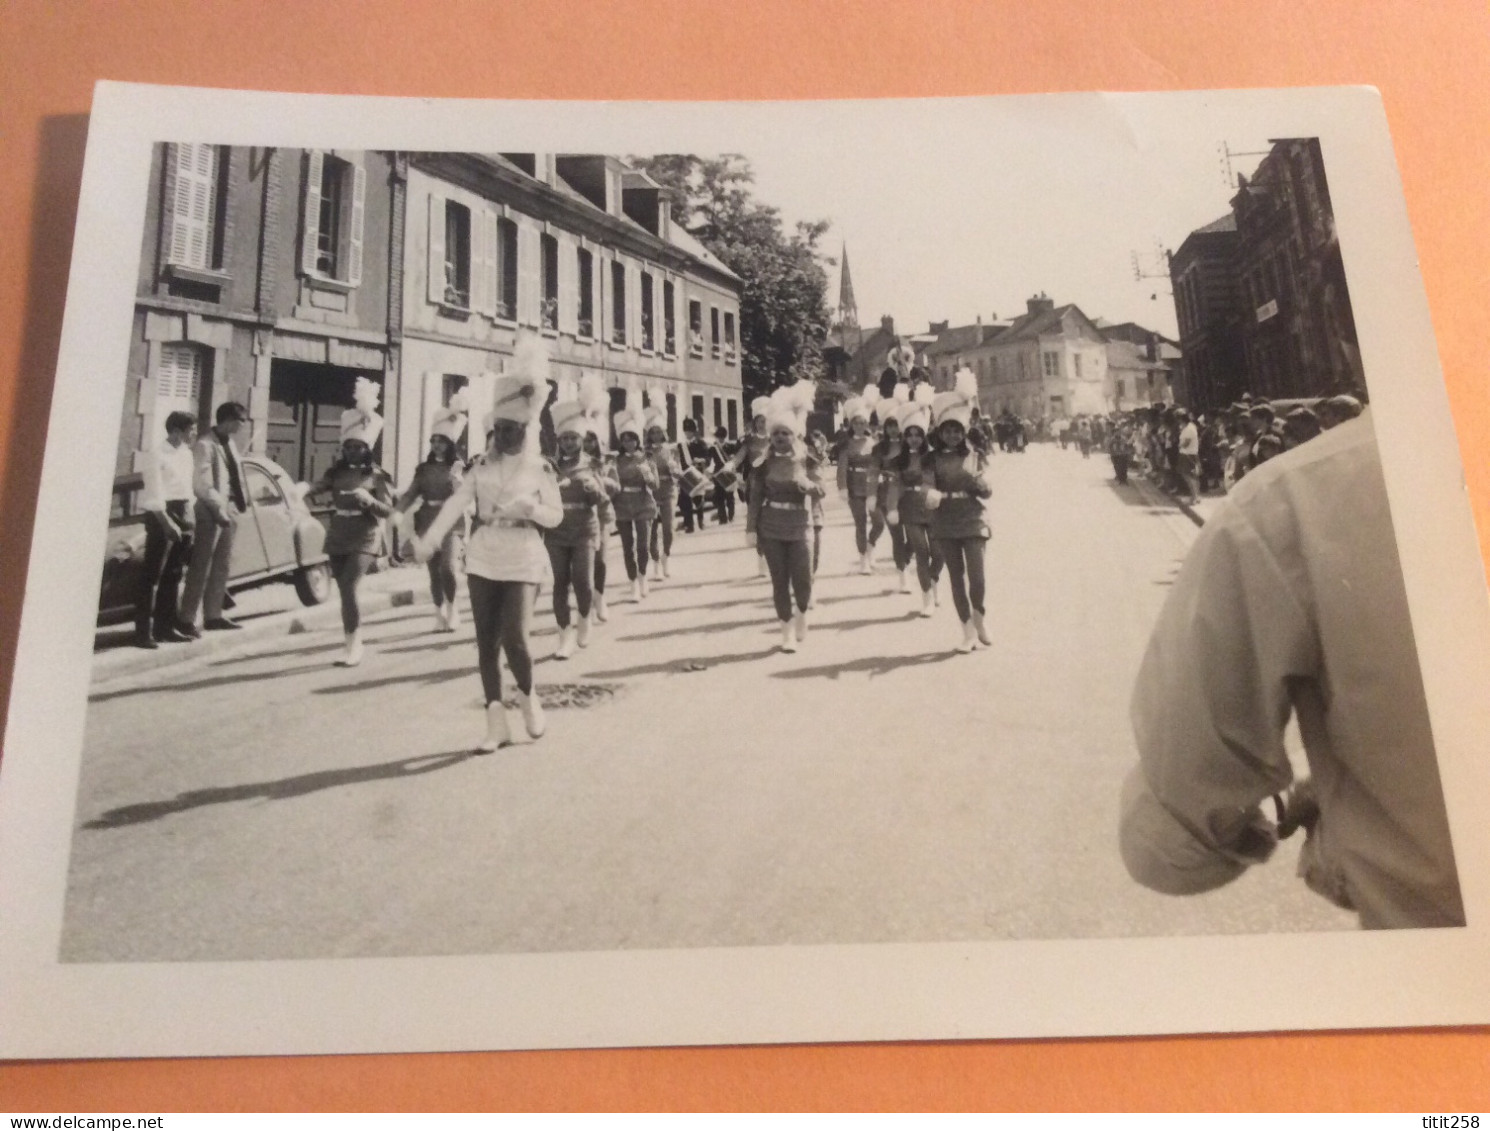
top-left (770, 650), bottom-right (959, 680)
top-left (823, 611), bottom-right (924, 633)
top-left (80, 750), bottom-right (477, 830)
top-left (88, 661), bottom-right (333, 703)
top-left (580, 647), bottom-right (779, 680)
top-left (312, 665), bottom-right (474, 695)
top-left (616, 614), bottom-right (777, 643)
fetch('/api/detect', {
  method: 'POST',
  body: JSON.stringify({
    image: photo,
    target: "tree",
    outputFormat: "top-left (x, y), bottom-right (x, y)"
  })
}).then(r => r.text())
top-left (629, 155), bottom-right (833, 402)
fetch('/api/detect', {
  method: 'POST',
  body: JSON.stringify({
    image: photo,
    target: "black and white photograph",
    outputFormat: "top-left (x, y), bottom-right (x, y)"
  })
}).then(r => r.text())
top-left (1, 82), bottom-right (1487, 1059)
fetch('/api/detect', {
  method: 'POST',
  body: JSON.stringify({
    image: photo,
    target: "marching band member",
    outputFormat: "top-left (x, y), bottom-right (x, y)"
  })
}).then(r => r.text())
top-left (746, 383), bottom-right (823, 653)
top-left (309, 378), bottom-right (396, 667)
top-left (731, 395), bottom-right (774, 578)
top-left (837, 385), bottom-right (883, 574)
top-left (805, 428), bottom-right (830, 606)
top-left (645, 405), bottom-right (684, 581)
top-left (611, 403), bottom-right (658, 602)
top-left (579, 375), bottom-right (619, 623)
top-left (394, 393), bottom-right (467, 634)
top-left (885, 383), bottom-right (944, 618)
top-left (545, 394), bottom-right (608, 660)
top-left (927, 368), bottom-right (994, 654)
top-left (874, 383), bottom-right (913, 593)
top-left (413, 337), bottom-right (562, 751)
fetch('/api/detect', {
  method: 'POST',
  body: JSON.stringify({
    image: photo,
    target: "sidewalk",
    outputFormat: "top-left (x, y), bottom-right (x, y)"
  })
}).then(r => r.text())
top-left (90, 563), bottom-right (427, 683)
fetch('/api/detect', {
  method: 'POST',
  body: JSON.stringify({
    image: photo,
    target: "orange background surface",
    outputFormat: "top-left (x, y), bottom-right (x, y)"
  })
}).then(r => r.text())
top-left (2, 0), bottom-right (1488, 1112)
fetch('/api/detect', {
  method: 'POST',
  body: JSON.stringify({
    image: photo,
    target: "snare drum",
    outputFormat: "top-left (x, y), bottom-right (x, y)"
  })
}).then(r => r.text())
top-left (678, 465), bottom-right (712, 497)
top-left (711, 466), bottom-right (740, 493)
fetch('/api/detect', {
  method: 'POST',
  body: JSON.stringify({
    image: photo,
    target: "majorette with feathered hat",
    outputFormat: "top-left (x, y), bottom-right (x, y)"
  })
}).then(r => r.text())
top-left (610, 395), bottom-right (659, 602)
top-left (745, 380), bottom-right (824, 653)
top-left (543, 381), bottom-right (611, 661)
top-left (394, 390), bottom-right (469, 634)
top-left (643, 402), bottom-right (684, 583)
top-left (836, 382), bottom-right (886, 575)
top-left (307, 376), bottom-right (396, 668)
top-left (729, 393), bottom-right (776, 578)
top-left (413, 331), bottom-right (563, 752)
top-left (577, 372), bottom-right (620, 624)
top-left (872, 381), bottom-right (916, 594)
top-left (925, 366), bottom-right (994, 654)
top-left (883, 382), bottom-right (945, 617)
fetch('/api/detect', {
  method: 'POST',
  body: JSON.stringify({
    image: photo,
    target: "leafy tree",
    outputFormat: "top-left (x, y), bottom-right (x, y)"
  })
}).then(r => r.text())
top-left (629, 155), bottom-right (832, 402)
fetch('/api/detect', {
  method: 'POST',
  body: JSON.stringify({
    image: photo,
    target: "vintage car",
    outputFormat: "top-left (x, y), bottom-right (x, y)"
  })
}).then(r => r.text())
top-left (98, 453), bottom-right (332, 626)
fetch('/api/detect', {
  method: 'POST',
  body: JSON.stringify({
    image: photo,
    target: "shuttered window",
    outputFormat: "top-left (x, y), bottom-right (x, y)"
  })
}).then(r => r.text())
top-left (540, 233), bottom-right (559, 330)
top-left (302, 151), bottom-right (367, 286)
top-left (610, 260), bottom-right (627, 344)
top-left (497, 218), bottom-right (519, 321)
top-left (662, 280), bottom-right (676, 354)
top-left (576, 246), bottom-right (594, 337)
top-left (156, 344), bottom-right (203, 418)
top-left (167, 144), bottom-right (219, 269)
top-left (639, 272), bottom-right (654, 351)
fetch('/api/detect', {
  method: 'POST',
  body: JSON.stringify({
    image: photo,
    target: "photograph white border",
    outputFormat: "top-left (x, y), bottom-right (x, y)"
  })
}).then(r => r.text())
top-left (0, 81), bottom-right (1487, 1059)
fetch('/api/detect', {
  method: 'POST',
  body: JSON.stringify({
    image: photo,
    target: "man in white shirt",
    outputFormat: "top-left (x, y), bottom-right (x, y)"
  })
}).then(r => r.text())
top-left (134, 411), bottom-right (198, 648)
top-left (178, 401), bottom-right (251, 633)
top-left (1120, 409), bottom-right (1464, 928)
top-left (1175, 407), bottom-right (1200, 505)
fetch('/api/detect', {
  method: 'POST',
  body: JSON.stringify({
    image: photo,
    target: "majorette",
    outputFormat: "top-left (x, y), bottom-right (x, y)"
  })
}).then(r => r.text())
top-left (926, 367), bottom-right (994, 654)
top-left (394, 391), bottom-right (468, 634)
top-left (544, 391), bottom-right (610, 660)
top-left (610, 400), bottom-right (659, 601)
top-left (884, 382), bottom-right (944, 617)
top-left (837, 384), bottom-right (885, 574)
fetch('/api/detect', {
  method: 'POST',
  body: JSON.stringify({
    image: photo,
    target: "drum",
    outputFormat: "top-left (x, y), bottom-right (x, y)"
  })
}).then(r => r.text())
top-left (711, 466), bottom-right (740, 493)
top-left (678, 465), bottom-right (713, 497)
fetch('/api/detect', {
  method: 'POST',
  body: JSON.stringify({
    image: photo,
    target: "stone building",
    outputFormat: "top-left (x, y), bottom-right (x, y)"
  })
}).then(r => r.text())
top-left (1098, 321), bottom-right (1180, 410)
top-left (395, 153), bottom-right (743, 479)
top-left (1169, 213), bottom-right (1245, 413)
top-left (965, 295), bottom-right (1109, 419)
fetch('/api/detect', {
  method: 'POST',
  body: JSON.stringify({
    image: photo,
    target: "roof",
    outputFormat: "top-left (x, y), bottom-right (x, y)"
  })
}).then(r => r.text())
top-left (664, 223), bottom-right (739, 281)
top-left (1194, 212), bottom-right (1237, 235)
top-left (924, 322), bottom-right (1000, 357)
top-left (993, 303), bottom-right (1102, 344)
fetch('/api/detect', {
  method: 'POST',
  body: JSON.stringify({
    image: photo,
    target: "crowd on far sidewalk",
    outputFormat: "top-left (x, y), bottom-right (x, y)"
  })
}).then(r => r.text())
top-left (1051, 392), bottom-right (1366, 506)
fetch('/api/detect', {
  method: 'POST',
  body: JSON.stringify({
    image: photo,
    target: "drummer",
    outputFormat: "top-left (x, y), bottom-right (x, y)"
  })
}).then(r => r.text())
top-left (644, 406), bottom-right (684, 582)
top-left (680, 418), bottom-right (713, 532)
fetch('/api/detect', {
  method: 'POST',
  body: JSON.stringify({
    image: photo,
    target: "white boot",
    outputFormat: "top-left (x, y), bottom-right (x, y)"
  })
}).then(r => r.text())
top-left (933, 584), bottom-right (941, 607)
top-left (899, 567), bottom-right (912, 594)
top-left (631, 578), bottom-right (643, 603)
top-left (956, 619), bottom-right (978, 654)
top-left (477, 701), bottom-right (511, 753)
top-left (335, 629), bottom-right (363, 666)
top-left (554, 626), bottom-right (575, 661)
top-left (859, 550), bottom-right (873, 575)
top-left (433, 605), bottom-right (449, 633)
top-left (793, 608), bottom-right (808, 643)
top-left (972, 610), bottom-right (992, 648)
top-left (639, 574), bottom-right (650, 599)
top-left (779, 620), bottom-right (798, 653)
top-left (660, 553), bottom-right (671, 580)
top-left (920, 588), bottom-right (936, 618)
top-left (756, 554), bottom-right (767, 578)
top-left (593, 590), bottom-right (608, 623)
top-left (575, 613), bottom-right (592, 648)
top-left (446, 599), bottom-right (461, 631)
top-left (515, 687), bottom-right (546, 738)
top-left (651, 556), bottom-right (663, 581)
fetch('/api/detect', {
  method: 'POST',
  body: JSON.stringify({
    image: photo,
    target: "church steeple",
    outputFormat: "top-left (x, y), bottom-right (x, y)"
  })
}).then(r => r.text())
top-left (836, 243), bottom-right (859, 330)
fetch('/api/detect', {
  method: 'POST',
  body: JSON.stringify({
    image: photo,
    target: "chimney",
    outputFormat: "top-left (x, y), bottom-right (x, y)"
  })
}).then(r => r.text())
top-left (881, 315), bottom-right (895, 333)
top-left (1027, 293), bottom-right (1055, 316)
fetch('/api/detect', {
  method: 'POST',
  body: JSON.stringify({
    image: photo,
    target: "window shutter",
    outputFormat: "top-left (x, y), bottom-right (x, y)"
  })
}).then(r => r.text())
top-left (168, 144), bottom-right (215, 268)
top-left (427, 193), bottom-right (446, 305)
top-left (628, 262), bottom-right (641, 347)
top-left (556, 233), bottom-right (577, 335)
top-left (472, 208), bottom-right (497, 316)
top-left (600, 254), bottom-right (611, 340)
top-left (518, 220), bottom-right (541, 326)
top-left (302, 150), bottom-right (324, 276)
top-left (347, 162), bottom-right (366, 287)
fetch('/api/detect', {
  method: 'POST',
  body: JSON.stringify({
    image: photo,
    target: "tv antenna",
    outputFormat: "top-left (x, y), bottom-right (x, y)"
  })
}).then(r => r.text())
top-left (1130, 240), bottom-right (1172, 300)
top-left (1217, 140), bottom-right (1271, 188)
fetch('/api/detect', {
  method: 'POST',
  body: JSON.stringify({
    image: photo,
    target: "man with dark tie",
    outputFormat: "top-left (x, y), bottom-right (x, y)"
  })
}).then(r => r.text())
top-left (177, 400), bottom-right (250, 635)
top-left (134, 410), bottom-right (198, 648)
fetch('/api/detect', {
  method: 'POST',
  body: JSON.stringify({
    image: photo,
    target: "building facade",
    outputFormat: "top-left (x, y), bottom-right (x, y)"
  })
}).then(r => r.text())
top-left (968, 296), bottom-right (1109, 419)
top-left (1169, 213), bottom-right (1245, 413)
top-left (123, 145), bottom-right (398, 485)
top-left (1098, 321), bottom-right (1180, 410)
top-left (395, 153), bottom-right (742, 480)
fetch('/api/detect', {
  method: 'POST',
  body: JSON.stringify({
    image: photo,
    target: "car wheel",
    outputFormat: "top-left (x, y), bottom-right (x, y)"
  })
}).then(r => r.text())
top-left (294, 562), bottom-right (332, 607)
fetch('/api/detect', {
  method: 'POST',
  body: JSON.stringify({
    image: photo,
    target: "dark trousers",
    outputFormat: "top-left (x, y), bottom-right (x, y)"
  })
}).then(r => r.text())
top-left (649, 491), bottom-right (676, 559)
top-left (713, 483), bottom-right (735, 523)
top-left (886, 520), bottom-right (910, 570)
top-left (760, 536), bottom-right (812, 621)
top-left (179, 502), bottom-right (239, 624)
top-left (811, 523), bottom-right (822, 575)
top-left (847, 494), bottom-right (883, 555)
top-left (547, 538), bottom-right (595, 627)
top-left (467, 575), bottom-right (536, 703)
top-left (593, 526), bottom-right (609, 593)
top-left (936, 535), bottom-right (987, 622)
top-left (136, 503), bottom-right (194, 635)
top-left (905, 523), bottom-right (944, 592)
top-left (617, 518), bottom-right (651, 580)
top-left (679, 490), bottom-right (705, 532)
top-left (329, 551), bottom-right (375, 633)
top-left (1111, 453), bottom-right (1131, 485)
top-left (425, 529), bottom-right (460, 606)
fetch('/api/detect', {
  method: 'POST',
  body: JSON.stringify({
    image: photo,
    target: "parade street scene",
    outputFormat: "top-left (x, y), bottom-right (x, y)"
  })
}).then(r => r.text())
top-left (66, 130), bottom-right (1465, 963)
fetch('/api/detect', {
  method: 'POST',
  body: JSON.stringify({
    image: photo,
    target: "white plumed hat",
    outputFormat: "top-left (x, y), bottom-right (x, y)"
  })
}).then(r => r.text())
top-left (643, 404), bottom-right (668, 436)
top-left (750, 395), bottom-right (773, 422)
top-left (899, 382), bottom-right (935, 435)
top-left (430, 390), bottom-right (468, 443)
top-left (578, 372), bottom-right (610, 441)
top-left (550, 398), bottom-right (588, 437)
top-left (612, 406), bottom-right (646, 440)
top-left (933, 367), bottom-right (980, 429)
top-left (340, 377), bottom-right (383, 447)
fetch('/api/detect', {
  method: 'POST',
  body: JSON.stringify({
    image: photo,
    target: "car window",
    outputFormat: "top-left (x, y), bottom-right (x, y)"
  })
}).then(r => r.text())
top-left (244, 465), bottom-right (282, 508)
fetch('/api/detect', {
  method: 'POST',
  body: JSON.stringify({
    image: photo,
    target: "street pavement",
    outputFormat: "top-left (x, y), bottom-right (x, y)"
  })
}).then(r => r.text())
top-left (62, 442), bottom-right (1356, 962)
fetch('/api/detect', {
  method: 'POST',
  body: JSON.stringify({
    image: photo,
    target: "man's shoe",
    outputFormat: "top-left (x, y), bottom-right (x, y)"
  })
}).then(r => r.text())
top-left (155, 626), bottom-right (195, 644)
top-left (133, 634), bottom-right (160, 650)
top-left (203, 617), bottom-right (241, 631)
top-left (173, 621), bottom-right (202, 639)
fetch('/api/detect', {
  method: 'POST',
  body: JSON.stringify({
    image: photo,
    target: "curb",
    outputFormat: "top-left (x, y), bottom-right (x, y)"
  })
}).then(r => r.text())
top-left (91, 581), bottom-right (422, 683)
